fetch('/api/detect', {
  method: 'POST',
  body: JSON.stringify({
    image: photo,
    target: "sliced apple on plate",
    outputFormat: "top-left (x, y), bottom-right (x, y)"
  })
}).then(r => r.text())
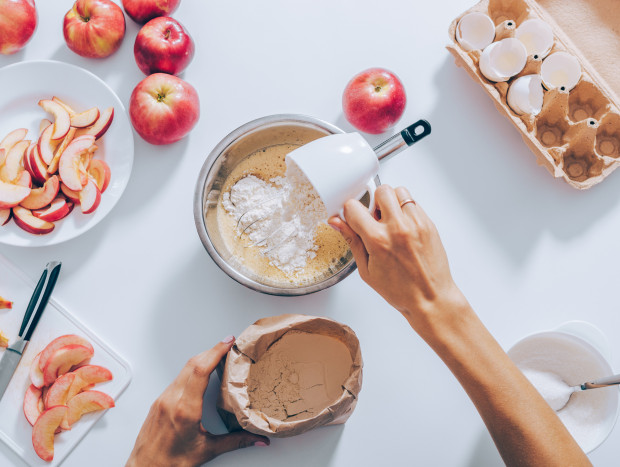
top-left (15, 170), bottom-right (32, 188)
top-left (70, 107), bottom-right (100, 128)
top-left (58, 136), bottom-right (96, 191)
top-left (24, 385), bottom-right (44, 426)
top-left (52, 96), bottom-right (76, 116)
top-left (20, 175), bottom-right (60, 210)
top-left (61, 390), bottom-right (114, 430)
top-left (32, 405), bottom-right (68, 461)
top-left (28, 144), bottom-right (50, 185)
top-left (66, 365), bottom-right (113, 400)
top-left (0, 181), bottom-right (31, 209)
top-left (33, 197), bottom-right (74, 222)
top-left (0, 208), bottom-right (11, 226)
top-left (88, 159), bottom-right (111, 193)
top-left (47, 127), bottom-right (76, 175)
top-left (75, 107), bottom-right (114, 139)
top-left (0, 128), bottom-right (28, 156)
top-left (12, 206), bottom-right (54, 235)
top-left (42, 344), bottom-right (94, 386)
top-left (38, 99), bottom-right (71, 140)
top-left (79, 179), bottom-right (101, 214)
top-left (0, 139), bottom-right (30, 183)
top-left (60, 183), bottom-right (80, 204)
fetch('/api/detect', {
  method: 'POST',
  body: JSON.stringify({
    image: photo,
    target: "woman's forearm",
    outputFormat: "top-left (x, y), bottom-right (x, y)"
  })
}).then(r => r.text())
top-left (414, 297), bottom-right (591, 467)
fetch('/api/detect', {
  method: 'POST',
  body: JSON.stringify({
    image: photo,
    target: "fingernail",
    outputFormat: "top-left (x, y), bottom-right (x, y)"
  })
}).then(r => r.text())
top-left (221, 335), bottom-right (235, 344)
top-left (254, 441), bottom-right (268, 447)
top-left (329, 223), bottom-right (340, 232)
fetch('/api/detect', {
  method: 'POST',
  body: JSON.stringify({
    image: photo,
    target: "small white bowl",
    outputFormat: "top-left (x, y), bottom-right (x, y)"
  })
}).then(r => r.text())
top-left (456, 12), bottom-right (496, 52)
top-left (508, 321), bottom-right (619, 453)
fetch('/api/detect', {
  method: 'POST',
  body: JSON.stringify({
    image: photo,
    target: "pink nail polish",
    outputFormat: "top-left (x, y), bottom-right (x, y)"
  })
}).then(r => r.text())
top-left (254, 441), bottom-right (268, 447)
top-left (221, 335), bottom-right (235, 344)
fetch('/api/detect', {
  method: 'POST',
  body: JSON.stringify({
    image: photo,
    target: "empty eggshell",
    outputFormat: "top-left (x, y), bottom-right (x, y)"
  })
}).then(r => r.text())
top-left (515, 19), bottom-right (554, 58)
top-left (456, 12), bottom-right (496, 51)
top-left (507, 74), bottom-right (544, 115)
top-left (541, 52), bottom-right (581, 91)
top-left (479, 38), bottom-right (528, 82)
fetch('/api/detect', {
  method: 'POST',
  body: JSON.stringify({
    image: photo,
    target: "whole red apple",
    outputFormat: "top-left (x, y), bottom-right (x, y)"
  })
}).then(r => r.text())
top-left (122, 0), bottom-right (179, 24)
top-left (0, 0), bottom-right (37, 55)
top-left (129, 73), bottom-right (199, 145)
top-left (342, 68), bottom-right (407, 134)
top-left (134, 17), bottom-right (194, 76)
top-left (63, 0), bottom-right (126, 59)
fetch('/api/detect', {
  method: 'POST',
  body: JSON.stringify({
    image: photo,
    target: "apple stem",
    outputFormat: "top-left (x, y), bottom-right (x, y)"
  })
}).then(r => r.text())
top-left (164, 29), bottom-right (171, 40)
top-left (157, 93), bottom-right (166, 102)
top-left (80, 16), bottom-right (90, 22)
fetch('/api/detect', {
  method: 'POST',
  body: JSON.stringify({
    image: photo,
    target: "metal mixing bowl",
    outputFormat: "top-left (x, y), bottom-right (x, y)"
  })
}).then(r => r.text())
top-left (193, 114), bottom-right (358, 296)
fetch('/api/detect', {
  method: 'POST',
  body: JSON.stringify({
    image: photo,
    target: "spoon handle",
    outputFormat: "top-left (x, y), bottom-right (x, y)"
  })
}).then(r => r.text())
top-left (582, 373), bottom-right (620, 390)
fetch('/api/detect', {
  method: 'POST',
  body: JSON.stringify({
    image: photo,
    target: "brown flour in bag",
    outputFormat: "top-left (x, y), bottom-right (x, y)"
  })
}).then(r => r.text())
top-left (217, 314), bottom-right (363, 438)
top-left (247, 331), bottom-right (353, 422)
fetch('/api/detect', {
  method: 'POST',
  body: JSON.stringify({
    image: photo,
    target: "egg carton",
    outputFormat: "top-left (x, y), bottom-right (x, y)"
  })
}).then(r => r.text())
top-left (447, 0), bottom-right (620, 189)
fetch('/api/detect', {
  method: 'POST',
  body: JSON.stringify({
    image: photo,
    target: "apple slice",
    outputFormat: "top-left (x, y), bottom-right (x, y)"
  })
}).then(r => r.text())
top-left (70, 107), bottom-right (99, 128)
top-left (0, 139), bottom-right (30, 183)
top-left (0, 128), bottom-right (28, 155)
top-left (30, 353), bottom-right (46, 388)
top-left (61, 390), bottom-right (114, 430)
top-left (33, 197), bottom-right (74, 222)
top-left (12, 206), bottom-right (55, 235)
top-left (42, 344), bottom-right (94, 386)
top-left (38, 335), bottom-right (94, 372)
top-left (47, 127), bottom-right (77, 175)
top-left (79, 179), bottom-right (101, 214)
top-left (28, 144), bottom-right (50, 185)
top-left (15, 170), bottom-right (32, 188)
top-left (45, 373), bottom-right (76, 408)
top-left (20, 175), bottom-right (60, 210)
top-left (37, 124), bottom-right (60, 165)
top-left (32, 405), bottom-right (68, 461)
top-left (88, 159), bottom-right (111, 193)
top-left (38, 99), bottom-right (71, 140)
top-left (40, 118), bottom-right (52, 133)
top-left (60, 183), bottom-right (80, 204)
top-left (24, 385), bottom-right (44, 426)
top-left (58, 136), bottom-right (96, 191)
top-left (23, 143), bottom-right (35, 180)
top-left (75, 107), bottom-right (114, 139)
top-left (52, 97), bottom-right (76, 116)
top-left (0, 181), bottom-right (31, 209)
top-left (24, 385), bottom-right (45, 426)
top-left (66, 365), bottom-right (113, 400)
top-left (0, 208), bottom-right (11, 226)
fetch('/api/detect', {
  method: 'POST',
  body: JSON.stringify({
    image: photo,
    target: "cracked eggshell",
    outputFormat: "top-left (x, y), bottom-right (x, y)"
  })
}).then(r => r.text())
top-left (479, 38), bottom-right (527, 82)
top-left (507, 74), bottom-right (544, 115)
top-left (541, 52), bottom-right (582, 91)
top-left (456, 12), bottom-right (495, 51)
top-left (515, 19), bottom-right (554, 59)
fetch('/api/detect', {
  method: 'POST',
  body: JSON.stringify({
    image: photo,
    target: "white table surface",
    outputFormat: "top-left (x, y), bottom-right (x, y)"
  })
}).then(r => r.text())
top-left (2, 0), bottom-right (620, 465)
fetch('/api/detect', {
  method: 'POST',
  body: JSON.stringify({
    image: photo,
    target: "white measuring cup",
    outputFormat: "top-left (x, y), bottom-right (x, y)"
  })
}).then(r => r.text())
top-left (287, 119), bottom-right (431, 218)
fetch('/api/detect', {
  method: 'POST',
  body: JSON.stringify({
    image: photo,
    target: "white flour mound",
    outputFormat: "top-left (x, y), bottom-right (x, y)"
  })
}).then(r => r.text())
top-left (222, 162), bottom-right (327, 275)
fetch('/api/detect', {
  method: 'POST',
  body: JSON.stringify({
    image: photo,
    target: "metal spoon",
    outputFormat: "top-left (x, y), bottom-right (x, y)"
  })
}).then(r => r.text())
top-left (558, 373), bottom-right (620, 411)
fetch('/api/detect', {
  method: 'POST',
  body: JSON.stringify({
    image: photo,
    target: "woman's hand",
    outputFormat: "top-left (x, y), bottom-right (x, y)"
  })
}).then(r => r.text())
top-left (329, 184), bottom-right (467, 329)
top-left (126, 337), bottom-right (269, 467)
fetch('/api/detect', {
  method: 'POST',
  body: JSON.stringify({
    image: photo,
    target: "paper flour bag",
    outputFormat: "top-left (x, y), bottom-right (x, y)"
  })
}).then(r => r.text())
top-left (217, 314), bottom-right (363, 438)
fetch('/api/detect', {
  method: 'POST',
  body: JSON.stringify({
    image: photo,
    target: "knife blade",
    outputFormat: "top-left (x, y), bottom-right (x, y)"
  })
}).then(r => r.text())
top-left (0, 261), bottom-right (62, 400)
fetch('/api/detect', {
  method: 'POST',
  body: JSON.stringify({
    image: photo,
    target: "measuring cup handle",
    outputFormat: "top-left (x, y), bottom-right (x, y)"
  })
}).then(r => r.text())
top-left (338, 178), bottom-right (378, 220)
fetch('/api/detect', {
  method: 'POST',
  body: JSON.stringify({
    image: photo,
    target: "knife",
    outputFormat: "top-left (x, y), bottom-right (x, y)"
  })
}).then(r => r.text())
top-left (0, 261), bottom-right (62, 400)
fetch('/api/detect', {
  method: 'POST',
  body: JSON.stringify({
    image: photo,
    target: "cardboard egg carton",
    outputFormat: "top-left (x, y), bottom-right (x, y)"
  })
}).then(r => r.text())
top-left (447, 0), bottom-right (620, 189)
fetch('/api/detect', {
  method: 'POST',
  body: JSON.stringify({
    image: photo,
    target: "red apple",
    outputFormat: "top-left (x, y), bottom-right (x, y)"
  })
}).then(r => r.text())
top-left (0, 0), bottom-right (37, 55)
top-left (342, 68), bottom-right (407, 134)
top-left (122, 0), bottom-right (179, 24)
top-left (129, 73), bottom-right (199, 145)
top-left (134, 17), bottom-right (194, 76)
top-left (63, 0), bottom-right (126, 59)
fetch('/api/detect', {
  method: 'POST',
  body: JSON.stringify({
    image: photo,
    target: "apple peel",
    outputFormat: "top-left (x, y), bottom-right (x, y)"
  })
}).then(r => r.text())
top-left (61, 390), bottom-right (114, 430)
top-left (32, 405), bottom-right (68, 462)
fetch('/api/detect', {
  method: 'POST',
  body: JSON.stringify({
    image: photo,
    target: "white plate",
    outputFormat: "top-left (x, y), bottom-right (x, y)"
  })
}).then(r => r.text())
top-left (0, 254), bottom-right (132, 466)
top-left (0, 60), bottom-right (134, 247)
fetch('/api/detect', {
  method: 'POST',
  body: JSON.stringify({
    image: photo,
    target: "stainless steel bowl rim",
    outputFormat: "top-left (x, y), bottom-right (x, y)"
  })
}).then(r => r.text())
top-left (193, 114), bottom-right (357, 296)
